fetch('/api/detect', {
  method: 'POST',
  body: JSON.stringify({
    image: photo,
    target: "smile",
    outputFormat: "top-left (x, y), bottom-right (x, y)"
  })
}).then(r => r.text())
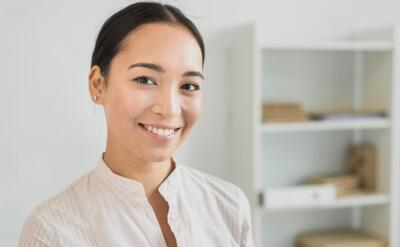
top-left (138, 123), bottom-right (181, 141)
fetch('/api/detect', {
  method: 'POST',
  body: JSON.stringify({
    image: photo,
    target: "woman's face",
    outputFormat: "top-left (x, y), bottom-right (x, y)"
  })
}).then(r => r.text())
top-left (93, 23), bottom-right (203, 163)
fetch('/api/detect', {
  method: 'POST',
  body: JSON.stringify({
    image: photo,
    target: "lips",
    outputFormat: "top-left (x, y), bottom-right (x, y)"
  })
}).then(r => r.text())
top-left (138, 123), bottom-right (181, 131)
top-left (138, 122), bottom-right (181, 142)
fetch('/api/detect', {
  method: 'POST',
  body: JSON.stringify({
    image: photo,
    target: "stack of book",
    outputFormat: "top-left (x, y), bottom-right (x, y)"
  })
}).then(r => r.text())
top-left (262, 102), bottom-right (308, 122)
top-left (304, 144), bottom-right (377, 197)
top-left (297, 229), bottom-right (386, 247)
top-left (306, 174), bottom-right (361, 197)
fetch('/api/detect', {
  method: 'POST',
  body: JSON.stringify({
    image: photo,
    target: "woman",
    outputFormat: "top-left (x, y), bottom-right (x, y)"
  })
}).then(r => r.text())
top-left (18, 2), bottom-right (253, 246)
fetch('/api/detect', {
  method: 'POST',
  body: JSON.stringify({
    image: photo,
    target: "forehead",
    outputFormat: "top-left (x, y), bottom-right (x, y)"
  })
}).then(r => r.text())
top-left (116, 22), bottom-right (203, 70)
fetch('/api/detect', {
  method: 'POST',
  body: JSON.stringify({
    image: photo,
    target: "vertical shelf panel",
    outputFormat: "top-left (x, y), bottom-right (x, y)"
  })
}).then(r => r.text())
top-left (231, 23), bottom-right (263, 246)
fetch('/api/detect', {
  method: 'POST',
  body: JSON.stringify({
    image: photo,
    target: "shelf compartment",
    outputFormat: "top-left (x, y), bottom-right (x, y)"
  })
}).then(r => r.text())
top-left (264, 193), bottom-right (389, 211)
top-left (260, 118), bottom-right (391, 133)
top-left (262, 40), bottom-right (393, 51)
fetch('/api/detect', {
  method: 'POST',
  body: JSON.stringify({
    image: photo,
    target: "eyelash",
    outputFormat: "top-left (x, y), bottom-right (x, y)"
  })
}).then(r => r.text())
top-left (133, 76), bottom-right (201, 92)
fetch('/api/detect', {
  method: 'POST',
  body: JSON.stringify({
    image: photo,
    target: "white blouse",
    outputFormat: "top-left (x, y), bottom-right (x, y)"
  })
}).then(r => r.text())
top-left (18, 153), bottom-right (254, 247)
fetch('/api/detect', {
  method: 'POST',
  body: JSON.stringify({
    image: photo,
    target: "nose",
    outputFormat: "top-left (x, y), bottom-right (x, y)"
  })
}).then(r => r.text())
top-left (152, 87), bottom-right (182, 117)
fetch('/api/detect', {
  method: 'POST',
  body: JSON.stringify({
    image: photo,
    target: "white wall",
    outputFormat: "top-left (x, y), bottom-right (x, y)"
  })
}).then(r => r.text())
top-left (1, 0), bottom-right (400, 245)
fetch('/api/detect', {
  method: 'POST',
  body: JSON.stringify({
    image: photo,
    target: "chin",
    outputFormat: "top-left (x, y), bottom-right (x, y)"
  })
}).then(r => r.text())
top-left (143, 151), bottom-right (173, 163)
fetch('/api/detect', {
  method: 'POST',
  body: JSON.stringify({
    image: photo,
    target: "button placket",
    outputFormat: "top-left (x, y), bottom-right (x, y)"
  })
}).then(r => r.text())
top-left (168, 204), bottom-right (183, 233)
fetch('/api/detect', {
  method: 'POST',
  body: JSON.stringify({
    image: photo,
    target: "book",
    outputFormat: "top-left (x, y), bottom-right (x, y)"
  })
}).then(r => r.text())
top-left (262, 102), bottom-right (309, 122)
top-left (305, 174), bottom-right (360, 197)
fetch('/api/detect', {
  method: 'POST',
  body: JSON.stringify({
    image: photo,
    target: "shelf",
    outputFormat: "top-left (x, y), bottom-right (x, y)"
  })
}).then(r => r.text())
top-left (232, 23), bottom-right (399, 246)
top-left (264, 193), bottom-right (390, 211)
top-left (260, 118), bottom-right (391, 133)
top-left (262, 40), bottom-right (393, 51)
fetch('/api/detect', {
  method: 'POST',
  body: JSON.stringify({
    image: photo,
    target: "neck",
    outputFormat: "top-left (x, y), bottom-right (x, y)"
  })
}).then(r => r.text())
top-left (103, 137), bottom-right (174, 196)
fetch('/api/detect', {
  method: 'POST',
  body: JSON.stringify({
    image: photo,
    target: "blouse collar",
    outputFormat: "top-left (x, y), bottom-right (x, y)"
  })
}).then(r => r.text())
top-left (94, 152), bottom-right (181, 204)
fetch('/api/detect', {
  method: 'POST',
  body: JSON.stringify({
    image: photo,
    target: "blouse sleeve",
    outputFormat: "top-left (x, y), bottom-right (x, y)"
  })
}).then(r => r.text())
top-left (18, 212), bottom-right (55, 247)
top-left (237, 188), bottom-right (254, 247)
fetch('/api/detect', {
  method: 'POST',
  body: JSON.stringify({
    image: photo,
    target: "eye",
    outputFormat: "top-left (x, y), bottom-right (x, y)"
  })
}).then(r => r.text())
top-left (181, 83), bottom-right (200, 92)
top-left (133, 76), bottom-right (156, 86)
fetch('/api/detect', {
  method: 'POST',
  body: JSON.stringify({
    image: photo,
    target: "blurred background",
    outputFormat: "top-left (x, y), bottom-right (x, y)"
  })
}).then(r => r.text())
top-left (2, 0), bottom-right (400, 246)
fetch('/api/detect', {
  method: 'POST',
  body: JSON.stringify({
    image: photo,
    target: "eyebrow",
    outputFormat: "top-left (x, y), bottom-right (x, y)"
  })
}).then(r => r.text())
top-left (127, 62), bottom-right (204, 80)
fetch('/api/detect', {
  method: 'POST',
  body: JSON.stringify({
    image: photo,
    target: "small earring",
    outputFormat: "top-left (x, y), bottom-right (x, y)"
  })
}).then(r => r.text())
top-left (93, 95), bottom-right (98, 102)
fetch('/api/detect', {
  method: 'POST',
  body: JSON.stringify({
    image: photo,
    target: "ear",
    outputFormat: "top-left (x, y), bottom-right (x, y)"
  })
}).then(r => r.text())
top-left (88, 65), bottom-right (106, 105)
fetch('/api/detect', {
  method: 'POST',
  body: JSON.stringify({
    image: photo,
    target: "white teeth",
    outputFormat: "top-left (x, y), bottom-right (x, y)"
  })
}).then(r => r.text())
top-left (143, 124), bottom-right (175, 137)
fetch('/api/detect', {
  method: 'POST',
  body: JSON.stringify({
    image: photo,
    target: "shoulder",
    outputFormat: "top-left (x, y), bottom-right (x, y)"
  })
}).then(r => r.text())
top-left (33, 171), bottom-right (93, 221)
top-left (18, 172), bottom-right (93, 246)
top-left (18, 205), bottom-right (55, 246)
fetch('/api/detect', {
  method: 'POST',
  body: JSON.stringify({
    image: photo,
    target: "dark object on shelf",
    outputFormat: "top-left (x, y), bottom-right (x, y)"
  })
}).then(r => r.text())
top-left (309, 109), bottom-right (386, 121)
top-left (297, 229), bottom-right (386, 247)
top-left (262, 102), bottom-right (309, 122)
top-left (347, 144), bottom-right (377, 191)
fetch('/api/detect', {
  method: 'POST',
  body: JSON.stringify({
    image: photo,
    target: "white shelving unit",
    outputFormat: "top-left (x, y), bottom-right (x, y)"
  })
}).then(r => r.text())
top-left (231, 23), bottom-right (400, 247)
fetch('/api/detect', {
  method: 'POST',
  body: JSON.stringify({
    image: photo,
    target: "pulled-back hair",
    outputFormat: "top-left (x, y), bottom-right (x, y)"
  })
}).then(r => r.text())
top-left (91, 2), bottom-right (205, 80)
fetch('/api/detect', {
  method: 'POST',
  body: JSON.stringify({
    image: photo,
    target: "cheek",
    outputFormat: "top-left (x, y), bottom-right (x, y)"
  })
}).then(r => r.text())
top-left (183, 96), bottom-right (202, 126)
top-left (108, 88), bottom-right (151, 124)
top-left (123, 93), bottom-right (150, 119)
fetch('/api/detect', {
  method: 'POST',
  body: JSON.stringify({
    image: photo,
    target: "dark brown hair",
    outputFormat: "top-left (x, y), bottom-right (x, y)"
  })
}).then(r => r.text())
top-left (91, 2), bottom-right (205, 79)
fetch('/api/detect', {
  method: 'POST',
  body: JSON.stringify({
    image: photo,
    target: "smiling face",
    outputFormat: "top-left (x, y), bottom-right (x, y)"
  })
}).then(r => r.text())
top-left (90, 22), bottom-right (203, 164)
